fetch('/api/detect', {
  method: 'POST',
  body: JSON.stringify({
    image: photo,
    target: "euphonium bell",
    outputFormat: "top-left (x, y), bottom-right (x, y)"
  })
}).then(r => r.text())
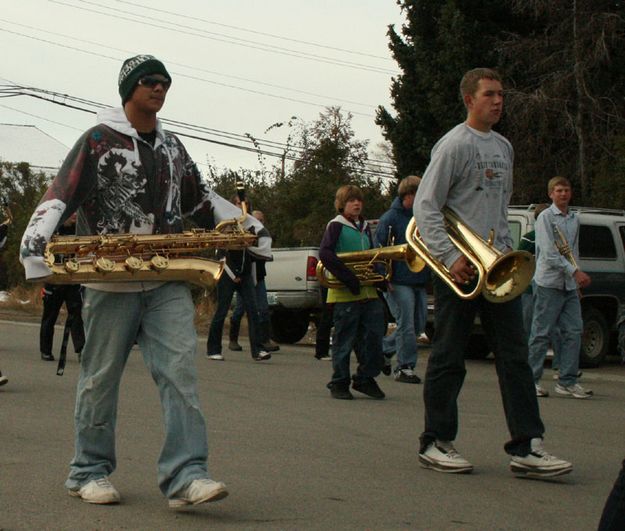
top-left (405, 208), bottom-right (534, 303)
top-left (316, 244), bottom-right (425, 289)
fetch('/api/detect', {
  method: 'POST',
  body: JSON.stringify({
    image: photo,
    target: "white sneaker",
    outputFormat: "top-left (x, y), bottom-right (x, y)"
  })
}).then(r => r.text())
top-left (418, 440), bottom-right (473, 473)
top-left (68, 477), bottom-right (121, 504)
top-left (207, 353), bottom-right (225, 361)
top-left (254, 350), bottom-right (271, 361)
top-left (168, 478), bottom-right (228, 509)
top-left (555, 383), bottom-right (593, 399)
top-left (510, 438), bottom-right (572, 478)
top-left (535, 384), bottom-right (549, 397)
top-left (0, 372), bottom-right (7, 386)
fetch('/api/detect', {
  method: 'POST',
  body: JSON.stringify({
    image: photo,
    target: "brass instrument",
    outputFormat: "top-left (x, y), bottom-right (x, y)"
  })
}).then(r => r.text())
top-left (44, 188), bottom-right (258, 289)
top-left (405, 208), bottom-right (535, 303)
top-left (316, 244), bottom-right (426, 289)
top-left (554, 226), bottom-right (578, 269)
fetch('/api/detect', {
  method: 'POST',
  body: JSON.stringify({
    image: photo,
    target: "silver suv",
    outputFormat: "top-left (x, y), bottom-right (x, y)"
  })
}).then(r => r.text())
top-left (508, 205), bottom-right (625, 366)
top-left (426, 205), bottom-right (625, 366)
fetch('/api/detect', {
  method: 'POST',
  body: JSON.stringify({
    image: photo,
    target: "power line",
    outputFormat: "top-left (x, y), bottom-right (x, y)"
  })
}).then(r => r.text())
top-left (0, 25), bottom-right (375, 118)
top-left (0, 17), bottom-right (377, 109)
top-left (112, 0), bottom-right (395, 62)
top-left (50, 0), bottom-right (398, 76)
top-left (0, 84), bottom-right (397, 179)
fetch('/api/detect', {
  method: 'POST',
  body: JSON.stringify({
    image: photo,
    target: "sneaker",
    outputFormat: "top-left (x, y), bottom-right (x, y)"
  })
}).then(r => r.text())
top-left (418, 440), bottom-right (473, 473)
top-left (327, 382), bottom-right (353, 400)
top-left (417, 333), bottom-right (431, 345)
top-left (68, 477), bottom-right (121, 504)
top-left (315, 354), bottom-right (332, 361)
top-left (228, 341), bottom-right (242, 351)
top-left (381, 355), bottom-right (393, 376)
top-left (207, 353), bottom-right (225, 361)
top-left (554, 383), bottom-right (593, 399)
top-left (510, 438), bottom-right (572, 478)
top-left (0, 372), bottom-right (7, 386)
top-left (261, 340), bottom-right (280, 352)
top-left (253, 350), bottom-right (271, 361)
top-left (352, 378), bottom-right (385, 399)
top-left (535, 384), bottom-right (549, 397)
top-left (394, 367), bottom-right (422, 384)
top-left (168, 478), bottom-right (228, 509)
top-left (41, 352), bottom-right (55, 361)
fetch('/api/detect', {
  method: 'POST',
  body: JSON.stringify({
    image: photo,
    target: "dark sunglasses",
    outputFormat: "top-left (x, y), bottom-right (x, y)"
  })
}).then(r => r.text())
top-left (137, 76), bottom-right (171, 90)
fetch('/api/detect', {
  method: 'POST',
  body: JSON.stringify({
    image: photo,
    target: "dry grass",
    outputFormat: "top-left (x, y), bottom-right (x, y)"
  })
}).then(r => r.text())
top-left (0, 284), bottom-right (43, 314)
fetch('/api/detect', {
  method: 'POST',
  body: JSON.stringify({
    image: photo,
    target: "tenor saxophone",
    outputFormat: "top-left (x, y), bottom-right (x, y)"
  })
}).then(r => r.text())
top-left (44, 217), bottom-right (257, 289)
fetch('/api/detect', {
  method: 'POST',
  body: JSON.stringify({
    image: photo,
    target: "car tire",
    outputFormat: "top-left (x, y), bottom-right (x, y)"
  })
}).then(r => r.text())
top-left (580, 306), bottom-right (609, 367)
top-left (270, 309), bottom-right (310, 344)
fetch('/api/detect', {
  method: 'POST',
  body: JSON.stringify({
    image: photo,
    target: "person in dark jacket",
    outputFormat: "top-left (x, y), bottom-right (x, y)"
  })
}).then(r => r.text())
top-left (319, 185), bottom-right (385, 400)
top-left (20, 54), bottom-right (270, 508)
top-left (39, 214), bottom-right (85, 362)
top-left (375, 175), bottom-right (430, 384)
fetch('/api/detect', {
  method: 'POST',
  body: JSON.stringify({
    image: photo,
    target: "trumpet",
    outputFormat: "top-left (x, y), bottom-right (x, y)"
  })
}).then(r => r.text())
top-left (554, 226), bottom-right (578, 269)
top-left (405, 208), bottom-right (535, 303)
top-left (316, 244), bottom-right (425, 289)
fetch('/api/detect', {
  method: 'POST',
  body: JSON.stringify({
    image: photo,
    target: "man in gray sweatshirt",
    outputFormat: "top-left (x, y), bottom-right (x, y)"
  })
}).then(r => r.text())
top-left (413, 67), bottom-right (571, 479)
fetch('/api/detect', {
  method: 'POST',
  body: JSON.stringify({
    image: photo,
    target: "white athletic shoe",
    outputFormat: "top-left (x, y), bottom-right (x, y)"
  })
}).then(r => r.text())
top-left (418, 440), bottom-right (474, 473)
top-left (555, 383), bottom-right (593, 399)
top-left (510, 438), bottom-right (572, 478)
top-left (168, 478), bottom-right (228, 509)
top-left (68, 477), bottom-right (121, 504)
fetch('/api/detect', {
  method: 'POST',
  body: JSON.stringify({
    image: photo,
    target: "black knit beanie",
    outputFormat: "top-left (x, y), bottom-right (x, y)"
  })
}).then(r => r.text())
top-left (118, 54), bottom-right (171, 104)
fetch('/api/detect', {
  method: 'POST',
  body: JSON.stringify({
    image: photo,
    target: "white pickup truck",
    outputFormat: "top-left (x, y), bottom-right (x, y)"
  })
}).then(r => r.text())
top-left (264, 247), bottom-right (323, 344)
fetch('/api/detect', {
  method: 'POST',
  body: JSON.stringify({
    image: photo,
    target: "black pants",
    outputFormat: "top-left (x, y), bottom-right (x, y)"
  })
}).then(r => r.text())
top-left (420, 278), bottom-right (544, 456)
top-left (598, 459), bottom-right (625, 530)
top-left (40, 284), bottom-right (85, 355)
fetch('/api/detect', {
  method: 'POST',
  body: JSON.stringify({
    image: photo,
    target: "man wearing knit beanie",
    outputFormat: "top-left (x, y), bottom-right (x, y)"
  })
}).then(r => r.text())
top-left (118, 54), bottom-right (171, 104)
top-left (20, 53), bottom-right (244, 510)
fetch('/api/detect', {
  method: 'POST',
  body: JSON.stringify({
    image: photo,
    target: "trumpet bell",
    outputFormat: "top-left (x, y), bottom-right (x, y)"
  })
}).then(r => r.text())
top-left (483, 251), bottom-right (535, 303)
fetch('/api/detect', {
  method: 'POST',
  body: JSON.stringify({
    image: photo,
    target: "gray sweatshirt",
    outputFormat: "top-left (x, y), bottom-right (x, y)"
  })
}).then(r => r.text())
top-left (413, 123), bottom-right (514, 268)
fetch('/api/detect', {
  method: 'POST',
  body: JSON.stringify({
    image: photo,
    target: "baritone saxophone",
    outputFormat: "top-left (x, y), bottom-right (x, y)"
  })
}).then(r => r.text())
top-left (44, 215), bottom-right (257, 289)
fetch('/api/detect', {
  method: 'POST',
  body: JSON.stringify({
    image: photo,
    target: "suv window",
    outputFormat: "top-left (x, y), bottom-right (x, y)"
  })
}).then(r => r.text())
top-left (508, 220), bottom-right (522, 249)
top-left (579, 225), bottom-right (617, 259)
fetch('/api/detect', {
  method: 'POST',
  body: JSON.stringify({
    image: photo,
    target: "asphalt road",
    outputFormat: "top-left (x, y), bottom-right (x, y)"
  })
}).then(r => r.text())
top-left (1, 318), bottom-right (624, 530)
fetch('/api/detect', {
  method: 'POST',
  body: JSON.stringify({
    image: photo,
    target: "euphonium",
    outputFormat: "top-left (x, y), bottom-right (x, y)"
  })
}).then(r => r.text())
top-left (405, 208), bottom-right (534, 303)
top-left (316, 244), bottom-right (425, 289)
top-left (44, 217), bottom-right (257, 290)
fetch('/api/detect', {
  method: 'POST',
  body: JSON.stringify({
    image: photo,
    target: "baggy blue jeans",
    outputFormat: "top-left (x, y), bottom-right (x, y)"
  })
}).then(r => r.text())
top-left (330, 298), bottom-right (384, 385)
top-left (65, 283), bottom-right (210, 498)
top-left (382, 284), bottom-right (426, 369)
top-left (528, 285), bottom-right (583, 387)
top-left (421, 278), bottom-right (544, 456)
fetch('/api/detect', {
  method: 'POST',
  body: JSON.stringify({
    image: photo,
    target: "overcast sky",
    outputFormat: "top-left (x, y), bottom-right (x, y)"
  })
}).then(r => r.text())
top-left (1, 0), bottom-right (404, 178)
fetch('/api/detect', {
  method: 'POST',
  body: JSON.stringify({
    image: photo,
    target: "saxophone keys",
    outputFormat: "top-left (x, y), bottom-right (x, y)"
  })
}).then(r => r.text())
top-left (95, 257), bottom-right (115, 273)
top-left (64, 259), bottom-right (81, 274)
top-left (150, 255), bottom-right (169, 271)
top-left (125, 256), bottom-right (144, 272)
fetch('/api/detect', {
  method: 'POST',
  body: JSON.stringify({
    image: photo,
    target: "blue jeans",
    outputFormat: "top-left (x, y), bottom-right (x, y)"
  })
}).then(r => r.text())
top-left (528, 285), bottom-right (582, 387)
top-left (421, 278), bottom-right (544, 456)
top-left (382, 284), bottom-right (426, 369)
top-left (65, 283), bottom-right (210, 497)
top-left (208, 273), bottom-right (261, 356)
top-left (330, 298), bottom-right (384, 385)
top-left (231, 280), bottom-right (270, 343)
top-left (521, 289), bottom-right (563, 367)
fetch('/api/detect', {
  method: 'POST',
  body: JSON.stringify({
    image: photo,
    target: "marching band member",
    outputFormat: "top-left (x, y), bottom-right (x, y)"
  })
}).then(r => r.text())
top-left (414, 68), bottom-right (571, 478)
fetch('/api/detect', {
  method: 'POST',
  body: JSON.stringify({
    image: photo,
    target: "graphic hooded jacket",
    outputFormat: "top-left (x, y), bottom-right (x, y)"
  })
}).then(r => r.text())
top-left (20, 107), bottom-right (271, 290)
